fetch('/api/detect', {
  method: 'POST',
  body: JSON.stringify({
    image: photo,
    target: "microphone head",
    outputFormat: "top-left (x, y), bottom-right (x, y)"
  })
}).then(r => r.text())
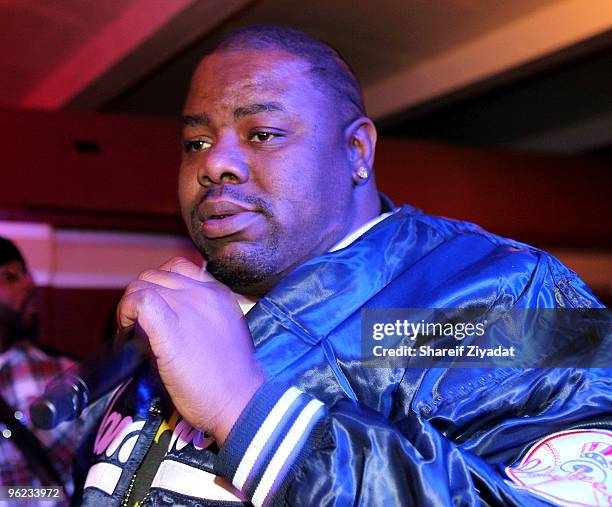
top-left (29, 334), bottom-right (146, 430)
top-left (29, 399), bottom-right (59, 430)
top-left (30, 377), bottom-right (87, 430)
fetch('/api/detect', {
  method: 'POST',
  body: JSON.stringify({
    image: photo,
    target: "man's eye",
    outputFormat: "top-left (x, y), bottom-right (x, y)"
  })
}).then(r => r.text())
top-left (249, 131), bottom-right (278, 143)
top-left (183, 139), bottom-right (212, 152)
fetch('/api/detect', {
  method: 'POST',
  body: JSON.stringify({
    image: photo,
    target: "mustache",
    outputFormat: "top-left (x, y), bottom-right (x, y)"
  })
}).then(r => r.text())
top-left (191, 186), bottom-right (273, 221)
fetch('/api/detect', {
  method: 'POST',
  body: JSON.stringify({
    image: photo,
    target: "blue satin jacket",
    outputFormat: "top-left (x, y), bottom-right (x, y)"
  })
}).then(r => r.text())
top-left (77, 205), bottom-right (611, 507)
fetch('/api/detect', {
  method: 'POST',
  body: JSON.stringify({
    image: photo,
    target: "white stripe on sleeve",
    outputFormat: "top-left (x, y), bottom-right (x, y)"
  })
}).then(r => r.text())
top-left (233, 386), bottom-right (303, 489)
top-left (251, 399), bottom-right (325, 507)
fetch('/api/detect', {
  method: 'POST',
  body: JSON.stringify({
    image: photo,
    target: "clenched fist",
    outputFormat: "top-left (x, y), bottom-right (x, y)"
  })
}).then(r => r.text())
top-left (117, 257), bottom-right (266, 444)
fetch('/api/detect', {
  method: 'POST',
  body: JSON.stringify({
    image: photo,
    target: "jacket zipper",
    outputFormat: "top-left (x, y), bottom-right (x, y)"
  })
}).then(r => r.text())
top-left (122, 475), bottom-right (137, 507)
top-left (121, 399), bottom-right (163, 506)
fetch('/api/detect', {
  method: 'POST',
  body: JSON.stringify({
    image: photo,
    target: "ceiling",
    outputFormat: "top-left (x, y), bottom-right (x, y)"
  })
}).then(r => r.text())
top-left (3, 0), bottom-right (612, 157)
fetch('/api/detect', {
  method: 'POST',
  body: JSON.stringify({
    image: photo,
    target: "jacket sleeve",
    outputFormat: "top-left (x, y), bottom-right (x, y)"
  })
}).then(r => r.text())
top-left (214, 253), bottom-right (610, 506)
top-left (214, 380), bottom-right (477, 507)
top-left (214, 365), bottom-right (611, 507)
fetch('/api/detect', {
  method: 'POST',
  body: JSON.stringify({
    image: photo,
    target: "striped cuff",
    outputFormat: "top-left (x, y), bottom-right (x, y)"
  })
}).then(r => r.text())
top-left (214, 382), bottom-right (326, 507)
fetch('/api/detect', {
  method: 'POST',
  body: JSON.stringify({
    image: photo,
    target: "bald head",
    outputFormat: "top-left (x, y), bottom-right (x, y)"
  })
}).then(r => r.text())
top-left (208, 25), bottom-right (366, 124)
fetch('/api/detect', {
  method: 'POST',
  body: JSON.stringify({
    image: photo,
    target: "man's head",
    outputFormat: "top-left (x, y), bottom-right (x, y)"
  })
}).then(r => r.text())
top-left (0, 237), bottom-right (33, 314)
top-left (179, 25), bottom-right (380, 296)
top-left (0, 237), bottom-right (36, 348)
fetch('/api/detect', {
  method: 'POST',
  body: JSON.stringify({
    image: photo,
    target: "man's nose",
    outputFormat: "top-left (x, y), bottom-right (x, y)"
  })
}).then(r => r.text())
top-left (198, 133), bottom-right (249, 186)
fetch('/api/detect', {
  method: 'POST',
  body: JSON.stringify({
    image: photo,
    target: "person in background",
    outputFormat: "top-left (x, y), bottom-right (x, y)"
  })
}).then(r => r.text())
top-left (0, 236), bottom-right (78, 503)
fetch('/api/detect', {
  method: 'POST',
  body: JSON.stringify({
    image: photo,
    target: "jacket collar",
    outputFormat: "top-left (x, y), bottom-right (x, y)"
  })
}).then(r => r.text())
top-left (246, 204), bottom-right (426, 355)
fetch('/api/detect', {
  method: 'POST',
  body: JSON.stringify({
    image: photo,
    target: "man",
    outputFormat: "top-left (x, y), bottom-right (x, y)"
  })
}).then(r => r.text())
top-left (0, 236), bottom-right (78, 501)
top-left (78, 26), bottom-right (610, 506)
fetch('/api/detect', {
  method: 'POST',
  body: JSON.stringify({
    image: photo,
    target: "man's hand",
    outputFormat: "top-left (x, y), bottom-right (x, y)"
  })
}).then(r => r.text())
top-left (116, 257), bottom-right (266, 444)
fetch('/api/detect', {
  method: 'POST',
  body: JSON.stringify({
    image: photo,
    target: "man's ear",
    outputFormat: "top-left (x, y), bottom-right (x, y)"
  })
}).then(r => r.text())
top-left (344, 116), bottom-right (377, 172)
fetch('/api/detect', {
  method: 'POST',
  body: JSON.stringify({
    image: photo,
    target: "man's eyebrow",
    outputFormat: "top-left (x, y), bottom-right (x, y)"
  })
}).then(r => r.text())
top-left (182, 113), bottom-right (210, 126)
top-left (234, 102), bottom-right (285, 119)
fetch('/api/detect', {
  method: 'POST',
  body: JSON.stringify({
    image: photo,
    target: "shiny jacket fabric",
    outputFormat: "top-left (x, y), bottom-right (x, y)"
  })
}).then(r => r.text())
top-left (76, 205), bottom-right (610, 506)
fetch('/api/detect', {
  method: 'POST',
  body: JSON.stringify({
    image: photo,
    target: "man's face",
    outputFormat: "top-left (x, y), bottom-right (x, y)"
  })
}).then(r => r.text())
top-left (179, 49), bottom-right (358, 294)
top-left (0, 260), bottom-right (34, 314)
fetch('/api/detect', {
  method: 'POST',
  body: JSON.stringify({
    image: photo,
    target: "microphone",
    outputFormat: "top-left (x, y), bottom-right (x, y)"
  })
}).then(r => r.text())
top-left (30, 334), bottom-right (147, 430)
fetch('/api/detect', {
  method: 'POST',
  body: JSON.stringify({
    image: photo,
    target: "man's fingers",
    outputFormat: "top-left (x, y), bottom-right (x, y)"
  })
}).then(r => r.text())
top-left (117, 284), bottom-right (176, 332)
top-left (137, 266), bottom-right (215, 290)
top-left (158, 257), bottom-right (215, 282)
top-left (123, 279), bottom-right (158, 297)
top-left (117, 280), bottom-right (153, 329)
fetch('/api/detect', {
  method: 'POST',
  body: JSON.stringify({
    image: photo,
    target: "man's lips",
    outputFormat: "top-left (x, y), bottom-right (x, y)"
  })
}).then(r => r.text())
top-left (198, 199), bottom-right (261, 239)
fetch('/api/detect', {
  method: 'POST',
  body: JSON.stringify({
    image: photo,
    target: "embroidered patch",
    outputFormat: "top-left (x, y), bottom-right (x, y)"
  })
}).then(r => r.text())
top-left (506, 428), bottom-right (612, 506)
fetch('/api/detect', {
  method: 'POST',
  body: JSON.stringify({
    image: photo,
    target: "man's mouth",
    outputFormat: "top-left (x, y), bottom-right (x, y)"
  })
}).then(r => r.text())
top-left (198, 199), bottom-right (261, 239)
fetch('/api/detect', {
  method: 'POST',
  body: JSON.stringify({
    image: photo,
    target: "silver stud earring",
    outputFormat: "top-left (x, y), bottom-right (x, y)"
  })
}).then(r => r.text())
top-left (353, 166), bottom-right (370, 185)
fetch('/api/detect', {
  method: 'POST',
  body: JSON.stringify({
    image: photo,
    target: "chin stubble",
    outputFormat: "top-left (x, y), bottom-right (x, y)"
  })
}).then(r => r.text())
top-left (189, 190), bottom-right (281, 289)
